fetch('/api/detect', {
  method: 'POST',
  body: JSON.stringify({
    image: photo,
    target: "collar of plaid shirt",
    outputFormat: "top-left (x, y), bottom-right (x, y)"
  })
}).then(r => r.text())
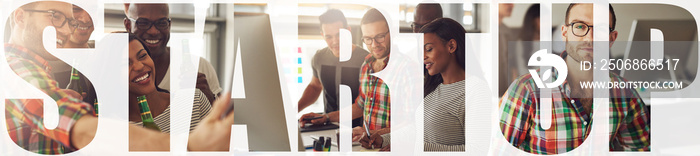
top-left (499, 51), bottom-right (650, 154)
top-left (358, 53), bottom-right (391, 130)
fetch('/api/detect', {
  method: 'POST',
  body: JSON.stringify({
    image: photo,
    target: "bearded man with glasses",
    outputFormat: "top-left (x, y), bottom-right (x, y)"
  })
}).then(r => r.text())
top-left (498, 3), bottom-right (650, 154)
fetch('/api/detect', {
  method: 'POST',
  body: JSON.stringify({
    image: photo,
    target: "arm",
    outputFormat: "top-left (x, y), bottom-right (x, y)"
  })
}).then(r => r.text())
top-left (297, 76), bottom-right (323, 112)
top-left (196, 58), bottom-right (223, 104)
top-left (6, 58), bottom-right (94, 151)
top-left (72, 93), bottom-right (235, 151)
top-left (68, 115), bottom-right (171, 151)
top-left (199, 57), bottom-right (222, 96)
top-left (299, 101), bottom-right (362, 127)
top-left (359, 127), bottom-right (390, 149)
top-left (187, 93), bottom-right (235, 151)
top-left (196, 73), bottom-right (216, 104)
top-left (326, 102), bottom-right (363, 123)
top-left (614, 97), bottom-right (650, 151)
top-left (498, 83), bottom-right (534, 149)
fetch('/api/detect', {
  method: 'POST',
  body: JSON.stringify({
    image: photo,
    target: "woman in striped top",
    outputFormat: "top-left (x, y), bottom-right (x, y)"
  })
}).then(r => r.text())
top-left (365, 18), bottom-right (469, 151)
top-left (128, 34), bottom-right (212, 133)
top-left (420, 18), bottom-right (467, 151)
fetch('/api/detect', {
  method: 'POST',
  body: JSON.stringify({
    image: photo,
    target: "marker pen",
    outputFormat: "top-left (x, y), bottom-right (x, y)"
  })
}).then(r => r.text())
top-left (314, 137), bottom-right (325, 151)
top-left (324, 137), bottom-right (331, 151)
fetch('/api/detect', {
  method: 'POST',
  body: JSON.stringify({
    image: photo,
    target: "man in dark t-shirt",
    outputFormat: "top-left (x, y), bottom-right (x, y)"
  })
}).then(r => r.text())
top-left (299, 9), bottom-right (367, 128)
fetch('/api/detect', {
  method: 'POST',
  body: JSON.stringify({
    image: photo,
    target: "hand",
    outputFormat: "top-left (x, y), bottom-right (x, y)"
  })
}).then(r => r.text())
top-left (187, 93), bottom-right (234, 151)
top-left (351, 126), bottom-right (366, 142)
top-left (61, 89), bottom-right (84, 100)
top-left (298, 113), bottom-right (326, 128)
top-left (359, 133), bottom-right (383, 149)
top-left (379, 144), bottom-right (390, 151)
top-left (196, 73), bottom-right (216, 105)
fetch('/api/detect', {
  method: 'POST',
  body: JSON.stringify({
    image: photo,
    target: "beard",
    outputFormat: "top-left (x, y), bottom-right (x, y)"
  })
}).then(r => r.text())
top-left (22, 21), bottom-right (57, 60)
top-left (372, 44), bottom-right (390, 59)
top-left (565, 41), bottom-right (593, 63)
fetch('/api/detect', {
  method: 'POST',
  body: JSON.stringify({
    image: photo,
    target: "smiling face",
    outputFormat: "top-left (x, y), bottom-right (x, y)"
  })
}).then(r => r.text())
top-left (361, 21), bottom-right (391, 60)
top-left (69, 5), bottom-right (93, 45)
top-left (321, 21), bottom-right (345, 57)
top-left (19, 1), bottom-right (74, 60)
top-left (126, 4), bottom-right (170, 55)
top-left (424, 33), bottom-right (456, 76)
top-left (129, 40), bottom-right (157, 95)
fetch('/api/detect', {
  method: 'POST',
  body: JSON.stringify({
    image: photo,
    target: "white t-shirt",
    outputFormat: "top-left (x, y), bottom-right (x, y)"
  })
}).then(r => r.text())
top-left (158, 57), bottom-right (223, 95)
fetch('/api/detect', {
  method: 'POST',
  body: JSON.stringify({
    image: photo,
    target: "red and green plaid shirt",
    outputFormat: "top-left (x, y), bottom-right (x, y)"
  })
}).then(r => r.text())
top-left (4, 44), bottom-right (94, 154)
top-left (499, 51), bottom-right (650, 154)
top-left (356, 54), bottom-right (390, 130)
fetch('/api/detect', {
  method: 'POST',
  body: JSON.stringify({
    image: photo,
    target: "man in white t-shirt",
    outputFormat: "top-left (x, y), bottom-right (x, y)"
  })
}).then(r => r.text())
top-left (124, 3), bottom-right (222, 103)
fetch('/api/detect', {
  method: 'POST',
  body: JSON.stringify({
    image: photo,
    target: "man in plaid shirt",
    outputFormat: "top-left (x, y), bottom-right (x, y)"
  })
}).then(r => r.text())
top-left (305, 8), bottom-right (393, 150)
top-left (499, 4), bottom-right (650, 154)
top-left (4, 1), bottom-right (234, 154)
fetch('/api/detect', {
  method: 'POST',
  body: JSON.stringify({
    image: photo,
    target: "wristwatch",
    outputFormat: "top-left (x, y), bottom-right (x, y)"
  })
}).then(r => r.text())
top-left (323, 114), bottom-right (331, 124)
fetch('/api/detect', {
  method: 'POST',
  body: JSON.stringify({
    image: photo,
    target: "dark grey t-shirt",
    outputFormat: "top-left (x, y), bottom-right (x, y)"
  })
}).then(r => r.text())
top-left (311, 46), bottom-right (367, 125)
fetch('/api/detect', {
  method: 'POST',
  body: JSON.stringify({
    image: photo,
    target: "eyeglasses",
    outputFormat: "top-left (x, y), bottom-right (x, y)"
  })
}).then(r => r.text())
top-left (127, 17), bottom-right (171, 30)
top-left (411, 22), bottom-right (424, 31)
top-left (362, 31), bottom-right (390, 45)
top-left (24, 9), bottom-right (78, 32)
top-left (567, 22), bottom-right (614, 37)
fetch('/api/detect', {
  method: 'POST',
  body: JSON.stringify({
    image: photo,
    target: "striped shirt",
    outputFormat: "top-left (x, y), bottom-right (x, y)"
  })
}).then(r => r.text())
top-left (356, 54), bottom-right (391, 130)
top-left (4, 44), bottom-right (94, 154)
top-left (424, 80), bottom-right (465, 151)
top-left (499, 51), bottom-right (650, 154)
top-left (134, 90), bottom-right (212, 133)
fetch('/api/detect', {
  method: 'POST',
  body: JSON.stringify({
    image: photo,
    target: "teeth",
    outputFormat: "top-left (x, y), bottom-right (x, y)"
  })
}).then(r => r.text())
top-left (145, 40), bottom-right (160, 44)
top-left (57, 39), bottom-right (63, 45)
top-left (78, 26), bottom-right (89, 30)
top-left (133, 73), bottom-right (149, 83)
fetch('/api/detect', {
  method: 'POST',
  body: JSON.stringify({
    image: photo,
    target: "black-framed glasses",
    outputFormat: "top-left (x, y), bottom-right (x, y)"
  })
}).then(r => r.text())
top-left (411, 22), bottom-right (424, 31)
top-left (567, 22), bottom-right (614, 37)
top-left (24, 9), bottom-right (78, 32)
top-left (362, 31), bottom-right (390, 45)
top-left (127, 17), bottom-right (171, 30)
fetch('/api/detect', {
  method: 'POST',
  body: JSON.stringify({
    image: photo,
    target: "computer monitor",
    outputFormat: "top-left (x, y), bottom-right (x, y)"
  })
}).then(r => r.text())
top-left (228, 14), bottom-right (291, 151)
top-left (621, 20), bottom-right (697, 82)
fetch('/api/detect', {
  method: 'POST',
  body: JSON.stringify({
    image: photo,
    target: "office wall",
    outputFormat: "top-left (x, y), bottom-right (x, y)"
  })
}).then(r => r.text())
top-left (503, 3), bottom-right (695, 57)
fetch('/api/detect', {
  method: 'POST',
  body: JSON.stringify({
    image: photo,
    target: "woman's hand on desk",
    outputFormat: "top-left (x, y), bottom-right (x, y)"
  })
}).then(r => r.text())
top-left (379, 144), bottom-right (390, 151)
top-left (299, 113), bottom-right (326, 127)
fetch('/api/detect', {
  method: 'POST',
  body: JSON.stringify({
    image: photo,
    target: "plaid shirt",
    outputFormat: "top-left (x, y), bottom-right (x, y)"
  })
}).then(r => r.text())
top-left (499, 51), bottom-right (650, 154)
top-left (356, 54), bottom-right (390, 130)
top-left (4, 44), bottom-right (94, 154)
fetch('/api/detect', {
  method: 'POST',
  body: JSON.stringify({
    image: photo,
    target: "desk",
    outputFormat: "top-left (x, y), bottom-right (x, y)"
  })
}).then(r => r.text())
top-left (300, 128), bottom-right (365, 152)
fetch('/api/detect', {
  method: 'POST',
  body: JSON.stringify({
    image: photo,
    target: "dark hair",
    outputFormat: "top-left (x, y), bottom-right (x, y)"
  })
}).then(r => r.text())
top-left (419, 18), bottom-right (466, 96)
top-left (128, 33), bottom-right (169, 93)
top-left (416, 3), bottom-right (443, 18)
top-left (361, 8), bottom-right (387, 25)
top-left (128, 33), bottom-right (151, 55)
top-left (565, 3), bottom-right (616, 30)
top-left (520, 4), bottom-right (540, 41)
top-left (319, 9), bottom-right (348, 28)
